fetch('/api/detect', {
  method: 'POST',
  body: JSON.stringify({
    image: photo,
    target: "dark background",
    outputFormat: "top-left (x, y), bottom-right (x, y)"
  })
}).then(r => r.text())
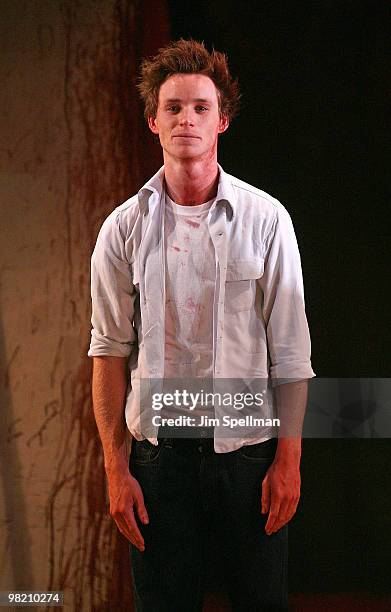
top-left (167, 0), bottom-right (390, 594)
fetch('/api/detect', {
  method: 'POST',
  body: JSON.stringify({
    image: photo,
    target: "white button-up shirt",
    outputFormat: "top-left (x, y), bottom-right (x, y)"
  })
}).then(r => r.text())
top-left (87, 164), bottom-right (315, 453)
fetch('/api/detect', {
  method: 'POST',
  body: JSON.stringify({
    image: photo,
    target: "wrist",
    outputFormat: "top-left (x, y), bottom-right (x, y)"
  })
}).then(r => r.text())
top-left (104, 450), bottom-right (129, 476)
top-left (275, 437), bottom-right (302, 466)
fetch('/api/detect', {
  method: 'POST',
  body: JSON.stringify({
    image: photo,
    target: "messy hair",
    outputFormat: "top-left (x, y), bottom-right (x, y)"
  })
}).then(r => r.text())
top-left (137, 38), bottom-right (241, 122)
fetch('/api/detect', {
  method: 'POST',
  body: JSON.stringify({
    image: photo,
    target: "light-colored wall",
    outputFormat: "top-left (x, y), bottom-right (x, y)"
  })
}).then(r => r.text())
top-left (0, 1), bottom-right (168, 609)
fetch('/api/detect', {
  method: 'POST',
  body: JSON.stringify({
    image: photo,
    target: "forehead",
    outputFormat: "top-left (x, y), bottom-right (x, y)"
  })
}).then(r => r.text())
top-left (158, 73), bottom-right (219, 103)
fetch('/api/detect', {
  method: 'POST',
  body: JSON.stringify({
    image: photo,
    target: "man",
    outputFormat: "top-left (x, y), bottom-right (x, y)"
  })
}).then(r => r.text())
top-left (88, 39), bottom-right (315, 611)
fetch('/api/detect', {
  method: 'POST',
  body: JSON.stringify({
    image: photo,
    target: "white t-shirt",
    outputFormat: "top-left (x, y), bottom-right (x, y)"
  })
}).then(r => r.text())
top-left (163, 192), bottom-right (216, 382)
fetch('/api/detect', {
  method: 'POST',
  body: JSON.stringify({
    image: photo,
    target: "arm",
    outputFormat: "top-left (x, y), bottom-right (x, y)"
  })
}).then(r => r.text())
top-left (262, 379), bottom-right (308, 535)
top-left (92, 355), bottom-right (148, 551)
top-left (92, 355), bottom-right (129, 474)
top-left (88, 210), bottom-right (147, 550)
top-left (258, 203), bottom-right (314, 534)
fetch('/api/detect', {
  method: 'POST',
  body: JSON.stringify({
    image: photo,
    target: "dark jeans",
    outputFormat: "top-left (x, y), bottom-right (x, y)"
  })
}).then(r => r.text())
top-left (129, 435), bottom-right (288, 612)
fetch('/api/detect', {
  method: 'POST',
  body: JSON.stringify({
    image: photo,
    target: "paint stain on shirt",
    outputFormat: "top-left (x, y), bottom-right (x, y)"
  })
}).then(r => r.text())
top-left (185, 219), bottom-right (200, 228)
top-left (185, 296), bottom-right (201, 313)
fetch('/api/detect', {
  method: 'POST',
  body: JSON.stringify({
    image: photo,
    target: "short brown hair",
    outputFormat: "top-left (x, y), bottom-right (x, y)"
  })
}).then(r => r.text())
top-left (137, 38), bottom-right (241, 122)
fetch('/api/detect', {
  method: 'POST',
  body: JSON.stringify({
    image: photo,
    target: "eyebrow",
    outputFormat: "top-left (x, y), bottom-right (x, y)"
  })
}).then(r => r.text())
top-left (163, 98), bottom-right (213, 104)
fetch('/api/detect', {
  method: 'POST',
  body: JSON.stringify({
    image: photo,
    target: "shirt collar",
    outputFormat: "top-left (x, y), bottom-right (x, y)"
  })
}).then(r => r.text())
top-left (137, 163), bottom-right (236, 220)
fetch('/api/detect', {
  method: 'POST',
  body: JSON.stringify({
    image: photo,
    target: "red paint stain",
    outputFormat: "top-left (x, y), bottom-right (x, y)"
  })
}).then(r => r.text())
top-left (185, 219), bottom-right (200, 228)
top-left (185, 297), bottom-right (201, 313)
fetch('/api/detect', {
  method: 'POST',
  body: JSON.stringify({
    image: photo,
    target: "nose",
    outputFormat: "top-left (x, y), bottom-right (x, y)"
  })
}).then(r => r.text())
top-left (179, 108), bottom-right (194, 127)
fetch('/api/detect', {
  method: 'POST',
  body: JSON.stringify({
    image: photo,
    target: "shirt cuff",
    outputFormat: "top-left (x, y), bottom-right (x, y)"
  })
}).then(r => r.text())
top-left (269, 361), bottom-right (316, 386)
top-left (87, 329), bottom-right (134, 358)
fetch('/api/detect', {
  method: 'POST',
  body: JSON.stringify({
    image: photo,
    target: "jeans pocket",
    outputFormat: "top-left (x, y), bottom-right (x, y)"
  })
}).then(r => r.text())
top-left (238, 437), bottom-right (277, 461)
top-left (131, 439), bottom-right (165, 464)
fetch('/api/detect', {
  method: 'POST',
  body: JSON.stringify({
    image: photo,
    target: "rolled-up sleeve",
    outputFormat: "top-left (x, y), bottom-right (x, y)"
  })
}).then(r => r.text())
top-left (259, 203), bottom-right (315, 385)
top-left (87, 209), bottom-right (137, 358)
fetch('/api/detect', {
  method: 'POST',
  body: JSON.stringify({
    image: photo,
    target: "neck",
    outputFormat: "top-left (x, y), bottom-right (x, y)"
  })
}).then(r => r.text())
top-left (163, 156), bottom-right (219, 206)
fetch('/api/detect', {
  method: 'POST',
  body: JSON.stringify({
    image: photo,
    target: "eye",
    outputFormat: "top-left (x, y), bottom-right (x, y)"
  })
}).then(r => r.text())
top-left (195, 105), bottom-right (208, 113)
top-left (167, 105), bottom-right (180, 113)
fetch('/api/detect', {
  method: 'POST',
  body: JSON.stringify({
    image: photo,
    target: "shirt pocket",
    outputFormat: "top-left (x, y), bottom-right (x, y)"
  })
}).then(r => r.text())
top-left (225, 259), bottom-right (264, 313)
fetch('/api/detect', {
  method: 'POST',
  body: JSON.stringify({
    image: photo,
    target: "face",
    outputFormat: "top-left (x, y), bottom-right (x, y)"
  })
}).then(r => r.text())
top-left (148, 73), bottom-right (229, 162)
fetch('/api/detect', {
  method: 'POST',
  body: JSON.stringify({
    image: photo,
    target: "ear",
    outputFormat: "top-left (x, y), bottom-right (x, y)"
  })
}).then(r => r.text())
top-left (218, 113), bottom-right (229, 134)
top-left (148, 116), bottom-right (159, 135)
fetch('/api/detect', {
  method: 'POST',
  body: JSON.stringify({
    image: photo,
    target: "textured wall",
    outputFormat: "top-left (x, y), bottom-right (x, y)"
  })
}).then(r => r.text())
top-left (0, 1), bottom-right (169, 609)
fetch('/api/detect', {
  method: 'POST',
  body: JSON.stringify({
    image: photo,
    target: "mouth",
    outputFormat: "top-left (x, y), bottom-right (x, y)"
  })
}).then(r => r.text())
top-left (172, 134), bottom-right (201, 139)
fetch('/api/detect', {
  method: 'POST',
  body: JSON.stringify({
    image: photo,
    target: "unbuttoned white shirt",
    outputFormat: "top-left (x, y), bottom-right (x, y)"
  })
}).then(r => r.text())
top-left (87, 164), bottom-right (315, 453)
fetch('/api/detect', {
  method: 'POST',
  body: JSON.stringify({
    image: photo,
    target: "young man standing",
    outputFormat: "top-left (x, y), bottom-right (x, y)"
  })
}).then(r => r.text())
top-left (88, 39), bottom-right (315, 611)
